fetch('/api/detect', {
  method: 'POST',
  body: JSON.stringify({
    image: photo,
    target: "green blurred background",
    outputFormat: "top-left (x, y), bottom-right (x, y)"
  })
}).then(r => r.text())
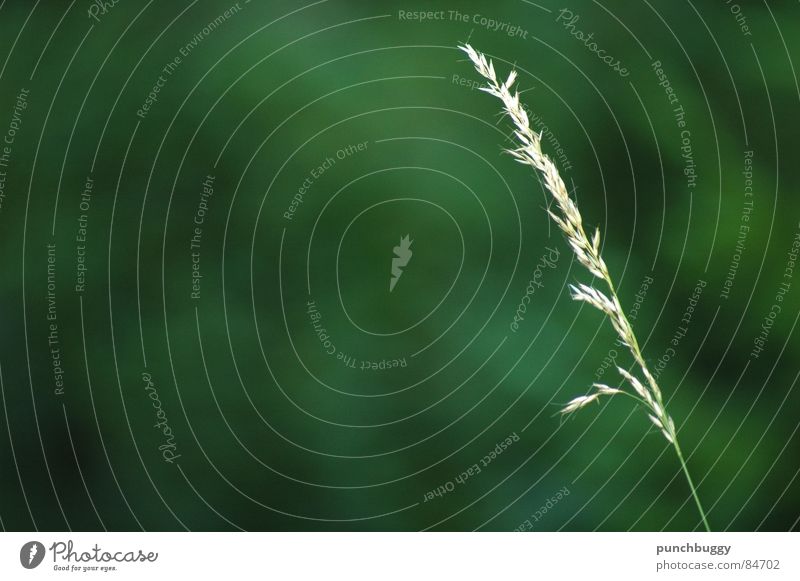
top-left (0, 0), bottom-right (798, 531)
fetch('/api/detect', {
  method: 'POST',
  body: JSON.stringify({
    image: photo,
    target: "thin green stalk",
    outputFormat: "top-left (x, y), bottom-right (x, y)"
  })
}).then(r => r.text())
top-left (673, 436), bottom-right (711, 531)
top-left (607, 276), bottom-right (711, 532)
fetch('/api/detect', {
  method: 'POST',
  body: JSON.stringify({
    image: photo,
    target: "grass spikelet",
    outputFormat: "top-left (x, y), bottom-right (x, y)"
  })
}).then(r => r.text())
top-left (459, 44), bottom-right (710, 531)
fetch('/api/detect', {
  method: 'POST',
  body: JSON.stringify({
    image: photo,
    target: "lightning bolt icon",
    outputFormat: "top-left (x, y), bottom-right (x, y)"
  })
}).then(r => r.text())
top-left (390, 235), bottom-right (413, 292)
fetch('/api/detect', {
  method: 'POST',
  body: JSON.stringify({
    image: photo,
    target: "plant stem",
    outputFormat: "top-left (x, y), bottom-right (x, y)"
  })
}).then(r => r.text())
top-left (671, 435), bottom-right (711, 532)
top-left (608, 274), bottom-right (711, 530)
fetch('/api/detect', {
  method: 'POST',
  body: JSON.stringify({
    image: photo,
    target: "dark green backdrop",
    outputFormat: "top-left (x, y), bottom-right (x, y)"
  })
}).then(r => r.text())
top-left (0, 0), bottom-right (798, 531)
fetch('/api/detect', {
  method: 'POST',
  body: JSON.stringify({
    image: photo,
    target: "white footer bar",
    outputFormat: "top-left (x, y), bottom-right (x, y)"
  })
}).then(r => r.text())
top-left (1, 532), bottom-right (797, 580)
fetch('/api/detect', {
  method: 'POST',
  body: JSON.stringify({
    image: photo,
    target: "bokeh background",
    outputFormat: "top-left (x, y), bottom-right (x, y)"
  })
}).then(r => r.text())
top-left (0, 0), bottom-right (798, 531)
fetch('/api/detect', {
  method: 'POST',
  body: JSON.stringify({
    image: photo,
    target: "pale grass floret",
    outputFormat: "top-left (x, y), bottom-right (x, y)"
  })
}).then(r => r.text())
top-left (459, 44), bottom-right (710, 530)
top-left (459, 43), bottom-right (669, 435)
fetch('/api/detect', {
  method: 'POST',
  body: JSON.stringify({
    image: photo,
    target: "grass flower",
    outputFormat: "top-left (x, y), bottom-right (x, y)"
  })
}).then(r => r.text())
top-left (459, 44), bottom-right (710, 531)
